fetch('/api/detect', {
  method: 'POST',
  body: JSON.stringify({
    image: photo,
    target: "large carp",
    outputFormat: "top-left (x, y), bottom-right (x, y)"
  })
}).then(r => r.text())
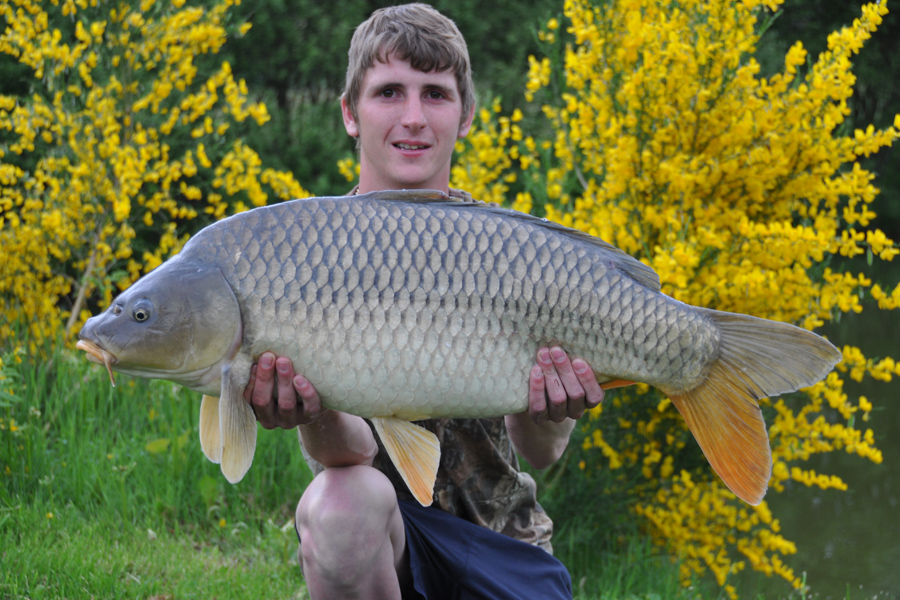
top-left (77, 190), bottom-right (841, 506)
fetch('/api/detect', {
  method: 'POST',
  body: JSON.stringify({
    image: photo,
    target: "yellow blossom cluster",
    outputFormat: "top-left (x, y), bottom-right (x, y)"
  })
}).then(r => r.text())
top-left (0, 0), bottom-right (309, 348)
top-left (451, 100), bottom-right (523, 206)
top-left (452, 0), bottom-right (896, 594)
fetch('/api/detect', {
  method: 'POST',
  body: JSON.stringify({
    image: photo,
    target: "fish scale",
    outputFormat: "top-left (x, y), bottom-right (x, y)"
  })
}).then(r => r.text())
top-left (77, 189), bottom-right (842, 506)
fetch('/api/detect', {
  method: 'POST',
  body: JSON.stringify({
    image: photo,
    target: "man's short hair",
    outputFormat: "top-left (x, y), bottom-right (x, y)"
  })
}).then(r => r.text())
top-left (344, 3), bottom-right (475, 126)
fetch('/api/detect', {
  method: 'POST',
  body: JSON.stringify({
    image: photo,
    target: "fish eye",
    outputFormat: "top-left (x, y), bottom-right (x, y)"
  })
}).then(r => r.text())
top-left (132, 302), bottom-right (152, 323)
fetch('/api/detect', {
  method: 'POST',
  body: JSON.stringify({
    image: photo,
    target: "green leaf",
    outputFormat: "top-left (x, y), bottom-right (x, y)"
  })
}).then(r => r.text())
top-left (145, 438), bottom-right (171, 454)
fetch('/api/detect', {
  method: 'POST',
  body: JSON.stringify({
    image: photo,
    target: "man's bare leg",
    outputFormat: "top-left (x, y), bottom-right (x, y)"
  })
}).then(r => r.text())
top-left (296, 465), bottom-right (410, 599)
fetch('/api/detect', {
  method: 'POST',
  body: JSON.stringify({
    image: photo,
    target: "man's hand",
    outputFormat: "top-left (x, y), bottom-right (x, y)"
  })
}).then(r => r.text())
top-left (528, 346), bottom-right (604, 424)
top-left (506, 346), bottom-right (603, 469)
top-left (243, 352), bottom-right (377, 467)
top-left (243, 352), bottom-right (324, 429)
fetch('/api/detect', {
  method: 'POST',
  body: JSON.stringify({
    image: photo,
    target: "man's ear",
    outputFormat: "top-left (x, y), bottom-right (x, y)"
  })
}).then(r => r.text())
top-left (458, 104), bottom-right (475, 139)
top-left (341, 95), bottom-right (360, 138)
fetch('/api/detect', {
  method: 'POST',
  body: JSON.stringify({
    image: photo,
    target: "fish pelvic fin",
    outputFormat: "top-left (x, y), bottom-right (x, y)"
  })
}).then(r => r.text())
top-left (666, 309), bottom-right (841, 505)
top-left (371, 417), bottom-right (440, 507)
top-left (219, 365), bottom-right (258, 484)
top-left (199, 395), bottom-right (223, 464)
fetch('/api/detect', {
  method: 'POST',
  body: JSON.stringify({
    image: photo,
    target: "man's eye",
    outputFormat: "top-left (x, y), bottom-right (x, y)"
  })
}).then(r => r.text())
top-left (428, 91), bottom-right (444, 100)
top-left (381, 89), bottom-right (395, 98)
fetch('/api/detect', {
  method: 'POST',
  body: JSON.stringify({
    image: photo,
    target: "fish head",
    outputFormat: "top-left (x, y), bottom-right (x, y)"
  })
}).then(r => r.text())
top-left (77, 258), bottom-right (242, 393)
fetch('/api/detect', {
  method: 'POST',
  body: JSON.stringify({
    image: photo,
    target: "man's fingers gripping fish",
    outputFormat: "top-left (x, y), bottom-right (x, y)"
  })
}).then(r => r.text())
top-left (77, 190), bottom-right (842, 506)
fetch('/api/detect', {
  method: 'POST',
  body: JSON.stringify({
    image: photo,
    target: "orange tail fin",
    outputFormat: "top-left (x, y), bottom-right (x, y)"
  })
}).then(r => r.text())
top-left (665, 308), bottom-right (841, 505)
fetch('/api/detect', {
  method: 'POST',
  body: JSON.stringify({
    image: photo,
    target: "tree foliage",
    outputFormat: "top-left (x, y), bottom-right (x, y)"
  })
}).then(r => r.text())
top-left (451, 0), bottom-right (897, 595)
top-left (0, 0), bottom-right (309, 347)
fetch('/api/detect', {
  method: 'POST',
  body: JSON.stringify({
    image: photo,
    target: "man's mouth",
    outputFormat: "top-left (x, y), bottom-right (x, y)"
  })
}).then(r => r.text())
top-left (395, 142), bottom-right (429, 151)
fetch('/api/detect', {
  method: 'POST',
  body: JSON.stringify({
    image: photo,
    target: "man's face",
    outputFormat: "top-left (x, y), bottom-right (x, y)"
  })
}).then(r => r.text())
top-left (342, 55), bottom-right (474, 193)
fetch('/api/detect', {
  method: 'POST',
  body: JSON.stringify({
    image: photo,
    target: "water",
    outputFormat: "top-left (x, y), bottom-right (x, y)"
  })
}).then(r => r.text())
top-left (744, 303), bottom-right (900, 599)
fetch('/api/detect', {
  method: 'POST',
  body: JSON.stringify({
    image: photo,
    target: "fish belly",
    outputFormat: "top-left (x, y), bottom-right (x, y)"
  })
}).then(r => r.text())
top-left (198, 196), bottom-right (719, 418)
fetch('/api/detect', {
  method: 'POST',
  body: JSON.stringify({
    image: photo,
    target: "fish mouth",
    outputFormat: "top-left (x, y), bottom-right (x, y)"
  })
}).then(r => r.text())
top-left (75, 339), bottom-right (118, 387)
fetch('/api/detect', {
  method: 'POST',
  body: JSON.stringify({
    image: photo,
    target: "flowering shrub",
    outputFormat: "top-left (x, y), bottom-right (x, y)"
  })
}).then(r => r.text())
top-left (0, 0), bottom-right (309, 348)
top-left (452, 0), bottom-right (897, 595)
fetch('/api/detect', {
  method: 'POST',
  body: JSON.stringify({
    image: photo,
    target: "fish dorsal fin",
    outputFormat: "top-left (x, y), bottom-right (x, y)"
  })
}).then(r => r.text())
top-left (219, 362), bottom-right (258, 483)
top-left (357, 190), bottom-right (661, 292)
top-left (199, 394), bottom-right (223, 464)
top-left (362, 189), bottom-right (450, 203)
top-left (371, 417), bottom-right (440, 506)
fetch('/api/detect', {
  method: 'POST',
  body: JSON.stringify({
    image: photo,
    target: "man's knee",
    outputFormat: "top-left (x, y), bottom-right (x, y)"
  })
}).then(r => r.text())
top-left (296, 465), bottom-right (401, 573)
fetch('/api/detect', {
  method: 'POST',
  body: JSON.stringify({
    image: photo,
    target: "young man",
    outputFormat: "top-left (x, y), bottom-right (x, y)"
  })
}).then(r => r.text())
top-left (245, 4), bottom-right (604, 598)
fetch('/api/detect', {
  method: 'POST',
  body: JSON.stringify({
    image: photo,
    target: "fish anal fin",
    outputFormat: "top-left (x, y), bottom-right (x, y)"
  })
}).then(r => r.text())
top-left (599, 378), bottom-right (635, 391)
top-left (666, 360), bottom-right (772, 506)
top-left (200, 394), bottom-right (223, 464)
top-left (219, 366), bottom-right (257, 484)
top-left (371, 417), bottom-right (440, 507)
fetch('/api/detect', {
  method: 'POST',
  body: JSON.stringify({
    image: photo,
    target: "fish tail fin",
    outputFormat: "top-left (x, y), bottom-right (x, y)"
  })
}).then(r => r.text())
top-left (371, 417), bottom-right (440, 507)
top-left (665, 309), bottom-right (841, 505)
top-left (200, 395), bottom-right (223, 464)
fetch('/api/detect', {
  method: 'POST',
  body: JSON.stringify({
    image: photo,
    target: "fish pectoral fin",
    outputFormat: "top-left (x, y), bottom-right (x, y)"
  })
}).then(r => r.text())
top-left (199, 395), bottom-right (223, 464)
top-left (666, 360), bottom-right (772, 506)
top-left (371, 417), bottom-right (440, 507)
top-left (218, 367), bottom-right (258, 484)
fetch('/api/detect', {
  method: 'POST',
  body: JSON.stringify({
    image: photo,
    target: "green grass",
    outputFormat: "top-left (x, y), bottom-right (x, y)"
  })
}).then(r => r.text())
top-left (0, 341), bottom-right (778, 599)
top-left (1, 505), bottom-right (304, 599)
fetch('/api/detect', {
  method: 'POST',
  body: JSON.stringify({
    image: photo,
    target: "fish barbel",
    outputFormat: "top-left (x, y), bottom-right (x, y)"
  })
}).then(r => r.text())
top-left (77, 190), bottom-right (841, 506)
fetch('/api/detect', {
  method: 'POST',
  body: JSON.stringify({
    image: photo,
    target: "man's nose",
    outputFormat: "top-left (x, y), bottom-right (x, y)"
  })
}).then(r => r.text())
top-left (401, 96), bottom-right (426, 129)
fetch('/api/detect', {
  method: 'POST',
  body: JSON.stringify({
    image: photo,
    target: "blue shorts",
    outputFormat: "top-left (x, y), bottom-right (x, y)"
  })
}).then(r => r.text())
top-left (399, 500), bottom-right (573, 600)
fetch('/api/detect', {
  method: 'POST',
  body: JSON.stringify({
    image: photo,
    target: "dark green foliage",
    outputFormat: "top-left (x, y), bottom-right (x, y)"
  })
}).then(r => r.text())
top-left (219, 0), bottom-right (900, 230)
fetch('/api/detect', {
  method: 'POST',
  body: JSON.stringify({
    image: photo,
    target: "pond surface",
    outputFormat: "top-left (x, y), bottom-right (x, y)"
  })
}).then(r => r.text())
top-left (744, 304), bottom-right (900, 599)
